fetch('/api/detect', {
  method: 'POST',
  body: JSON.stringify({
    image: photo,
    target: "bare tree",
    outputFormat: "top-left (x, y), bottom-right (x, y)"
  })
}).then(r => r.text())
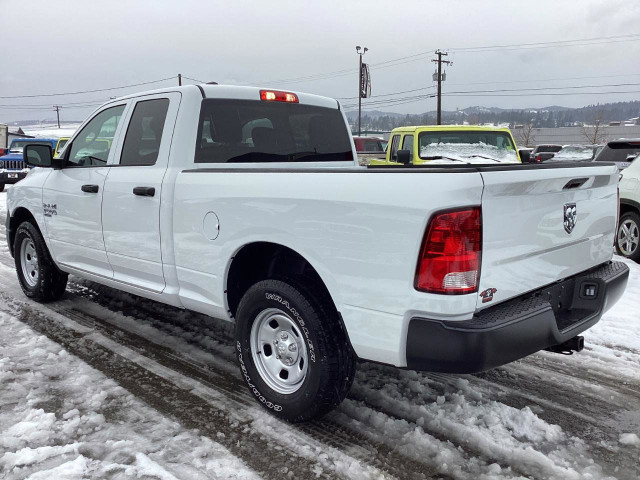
top-left (515, 123), bottom-right (536, 147)
top-left (581, 109), bottom-right (607, 144)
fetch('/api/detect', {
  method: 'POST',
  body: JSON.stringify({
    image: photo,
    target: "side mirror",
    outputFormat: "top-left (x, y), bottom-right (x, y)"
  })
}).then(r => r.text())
top-left (24, 144), bottom-right (54, 168)
top-left (396, 149), bottom-right (411, 165)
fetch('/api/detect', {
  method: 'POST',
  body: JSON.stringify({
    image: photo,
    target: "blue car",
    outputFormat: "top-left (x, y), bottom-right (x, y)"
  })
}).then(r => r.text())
top-left (0, 138), bottom-right (58, 191)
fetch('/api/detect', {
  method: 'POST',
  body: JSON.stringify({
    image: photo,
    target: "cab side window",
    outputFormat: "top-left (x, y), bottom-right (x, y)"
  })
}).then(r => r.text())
top-left (67, 105), bottom-right (125, 166)
top-left (389, 135), bottom-right (400, 161)
top-left (120, 99), bottom-right (170, 166)
top-left (401, 135), bottom-right (414, 162)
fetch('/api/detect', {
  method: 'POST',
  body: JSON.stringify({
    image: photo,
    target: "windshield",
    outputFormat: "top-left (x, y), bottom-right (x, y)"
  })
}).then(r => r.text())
top-left (418, 130), bottom-right (518, 163)
top-left (552, 146), bottom-right (594, 160)
top-left (57, 139), bottom-right (68, 151)
top-left (195, 99), bottom-right (353, 163)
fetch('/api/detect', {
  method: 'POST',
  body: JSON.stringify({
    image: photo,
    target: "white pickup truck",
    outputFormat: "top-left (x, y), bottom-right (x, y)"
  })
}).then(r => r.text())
top-left (7, 85), bottom-right (629, 422)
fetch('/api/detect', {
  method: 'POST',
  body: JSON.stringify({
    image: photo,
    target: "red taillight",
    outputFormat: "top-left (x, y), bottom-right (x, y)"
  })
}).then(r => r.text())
top-left (260, 90), bottom-right (299, 103)
top-left (415, 207), bottom-right (482, 294)
top-left (536, 154), bottom-right (542, 163)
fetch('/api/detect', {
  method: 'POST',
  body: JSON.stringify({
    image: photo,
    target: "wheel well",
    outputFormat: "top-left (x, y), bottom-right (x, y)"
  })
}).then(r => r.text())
top-left (8, 207), bottom-right (40, 257)
top-left (620, 202), bottom-right (640, 218)
top-left (226, 242), bottom-right (336, 319)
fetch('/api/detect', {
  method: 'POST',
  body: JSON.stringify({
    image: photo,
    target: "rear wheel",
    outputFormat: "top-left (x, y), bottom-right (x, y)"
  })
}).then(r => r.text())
top-left (14, 221), bottom-right (68, 301)
top-left (235, 279), bottom-right (355, 422)
top-left (616, 211), bottom-right (640, 262)
top-left (0, 183), bottom-right (5, 192)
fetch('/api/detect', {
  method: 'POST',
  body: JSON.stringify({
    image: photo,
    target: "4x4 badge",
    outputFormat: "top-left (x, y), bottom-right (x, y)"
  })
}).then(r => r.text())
top-left (480, 287), bottom-right (497, 303)
top-left (564, 203), bottom-right (577, 234)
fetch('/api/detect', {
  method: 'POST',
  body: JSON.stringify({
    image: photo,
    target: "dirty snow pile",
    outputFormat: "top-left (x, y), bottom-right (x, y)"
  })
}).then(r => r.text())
top-left (0, 311), bottom-right (257, 479)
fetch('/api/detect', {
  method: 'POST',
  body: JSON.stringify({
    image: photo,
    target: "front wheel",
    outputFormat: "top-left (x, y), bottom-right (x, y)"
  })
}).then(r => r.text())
top-left (0, 183), bottom-right (5, 192)
top-left (14, 221), bottom-right (68, 301)
top-left (616, 211), bottom-right (640, 262)
top-left (235, 279), bottom-right (355, 422)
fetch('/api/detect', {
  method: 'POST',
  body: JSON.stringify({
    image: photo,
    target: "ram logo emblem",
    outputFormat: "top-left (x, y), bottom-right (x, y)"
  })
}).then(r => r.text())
top-left (564, 203), bottom-right (577, 234)
top-left (480, 287), bottom-right (497, 303)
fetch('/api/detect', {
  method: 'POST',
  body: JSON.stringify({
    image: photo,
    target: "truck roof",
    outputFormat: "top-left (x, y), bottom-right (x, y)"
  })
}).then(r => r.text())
top-left (108, 84), bottom-right (340, 110)
top-left (390, 125), bottom-right (513, 134)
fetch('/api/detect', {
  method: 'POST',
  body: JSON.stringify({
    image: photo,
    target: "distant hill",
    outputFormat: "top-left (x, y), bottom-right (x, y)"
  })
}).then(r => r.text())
top-left (346, 100), bottom-right (640, 131)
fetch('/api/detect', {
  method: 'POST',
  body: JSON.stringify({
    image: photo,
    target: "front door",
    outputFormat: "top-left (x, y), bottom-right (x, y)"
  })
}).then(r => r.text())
top-left (43, 104), bottom-right (128, 278)
top-left (102, 93), bottom-right (180, 292)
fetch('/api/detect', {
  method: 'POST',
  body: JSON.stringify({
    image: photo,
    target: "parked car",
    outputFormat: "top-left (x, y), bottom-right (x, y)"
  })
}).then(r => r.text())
top-left (353, 136), bottom-right (387, 165)
top-left (0, 138), bottom-right (58, 192)
top-left (353, 136), bottom-right (386, 153)
top-left (617, 155), bottom-right (640, 261)
top-left (372, 125), bottom-right (521, 165)
top-left (594, 138), bottom-right (640, 170)
top-left (530, 144), bottom-right (563, 163)
top-left (546, 145), bottom-right (597, 162)
top-left (8, 85), bottom-right (628, 422)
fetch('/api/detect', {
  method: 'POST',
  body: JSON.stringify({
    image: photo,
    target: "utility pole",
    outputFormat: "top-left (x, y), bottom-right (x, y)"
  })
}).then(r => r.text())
top-left (356, 45), bottom-right (368, 136)
top-left (53, 105), bottom-right (61, 128)
top-left (432, 50), bottom-right (452, 125)
top-left (178, 73), bottom-right (182, 86)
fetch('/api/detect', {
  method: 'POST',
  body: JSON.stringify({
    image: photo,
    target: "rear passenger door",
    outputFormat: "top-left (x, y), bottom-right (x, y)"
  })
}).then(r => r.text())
top-left (101, 92), bottom-right (181, 292)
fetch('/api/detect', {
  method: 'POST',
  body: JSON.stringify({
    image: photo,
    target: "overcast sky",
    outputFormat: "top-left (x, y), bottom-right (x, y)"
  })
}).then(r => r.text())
top-left (2, 0), bottom-right (640, 123)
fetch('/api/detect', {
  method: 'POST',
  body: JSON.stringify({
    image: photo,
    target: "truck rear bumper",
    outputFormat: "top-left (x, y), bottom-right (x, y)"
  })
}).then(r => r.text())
top-left (0, 171), bottom-right (28, 184)
top-left (406, 261), bottom-right (629, 373)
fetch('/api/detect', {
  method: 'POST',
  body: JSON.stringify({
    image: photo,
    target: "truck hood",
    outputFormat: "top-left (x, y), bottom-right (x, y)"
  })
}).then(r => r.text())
top-left (0, 153), bottom-right (23, 161)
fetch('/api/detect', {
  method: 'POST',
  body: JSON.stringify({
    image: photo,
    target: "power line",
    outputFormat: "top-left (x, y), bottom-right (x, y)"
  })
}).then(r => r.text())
top-left (0, 76), bottom-right (176, 99)
top-left (182, 75), bottom-right (207, 83)
top-left (342, 85), bottom-right (640, 109)
top-left (255, 33), bottom-right (640, 86)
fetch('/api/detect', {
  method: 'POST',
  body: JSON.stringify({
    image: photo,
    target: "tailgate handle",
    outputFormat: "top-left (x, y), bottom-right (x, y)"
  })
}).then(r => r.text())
top-left (563, 178), bottom-right (588, 190)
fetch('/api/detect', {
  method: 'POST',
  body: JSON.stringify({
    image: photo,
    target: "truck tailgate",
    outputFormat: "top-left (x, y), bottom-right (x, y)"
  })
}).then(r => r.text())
top-left (477, 164), bottom-right (619, 309)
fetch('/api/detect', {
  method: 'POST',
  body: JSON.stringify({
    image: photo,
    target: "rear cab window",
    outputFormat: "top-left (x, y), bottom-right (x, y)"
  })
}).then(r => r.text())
top-left (595, 142), bottom-right (640, 163)
top-left (194, 99), bottom-right (353, 163)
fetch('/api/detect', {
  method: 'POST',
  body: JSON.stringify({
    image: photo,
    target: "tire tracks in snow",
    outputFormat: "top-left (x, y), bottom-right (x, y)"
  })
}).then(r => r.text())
top-left (0, 286), bottom-right (447, 480)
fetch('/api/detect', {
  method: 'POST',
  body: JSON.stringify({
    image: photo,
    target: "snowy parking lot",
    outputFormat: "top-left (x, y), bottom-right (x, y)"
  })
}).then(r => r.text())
top-left (0, 189), bottom-right (639, 480)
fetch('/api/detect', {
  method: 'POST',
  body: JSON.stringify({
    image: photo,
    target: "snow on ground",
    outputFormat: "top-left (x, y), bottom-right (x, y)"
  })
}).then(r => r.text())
top-left (1, 189), bottom-right (640, 480)
top-left (0, 311), bottom-right (259, 480)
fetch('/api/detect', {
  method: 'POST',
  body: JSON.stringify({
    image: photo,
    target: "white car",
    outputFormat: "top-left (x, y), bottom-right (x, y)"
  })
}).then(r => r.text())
top-left (6, 85), bottom-right (629, 421)
top-left (617, 155), bottom-right (640, 261)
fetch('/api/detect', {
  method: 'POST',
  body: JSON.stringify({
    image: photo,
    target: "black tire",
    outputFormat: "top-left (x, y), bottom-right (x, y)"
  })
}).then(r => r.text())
top-left (0, 183), bottom-right (5, 192)
top-left (14, 221), bottom-right (68, 302)
top-left (616, 211), bottom-right (640, 262)
top-left (235, 279), bottom-right (356, 422)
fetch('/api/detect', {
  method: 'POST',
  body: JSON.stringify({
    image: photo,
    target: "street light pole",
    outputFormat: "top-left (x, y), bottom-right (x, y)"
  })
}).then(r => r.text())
top-left (356, 45), bottom-right (368, 136)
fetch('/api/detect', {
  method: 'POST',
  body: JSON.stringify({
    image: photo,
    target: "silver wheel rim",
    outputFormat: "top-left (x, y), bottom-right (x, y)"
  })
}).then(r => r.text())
top-left (618, 219), bottom-right (640, 256)
top-left (250, 307), bottom-right (309, 394)
top-left (20, 237), bottom-right (39, 287)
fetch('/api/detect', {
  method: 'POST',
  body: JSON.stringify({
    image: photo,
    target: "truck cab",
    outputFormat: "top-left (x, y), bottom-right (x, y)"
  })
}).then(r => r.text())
top-left (372, 125), bottom-right (521, 165)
